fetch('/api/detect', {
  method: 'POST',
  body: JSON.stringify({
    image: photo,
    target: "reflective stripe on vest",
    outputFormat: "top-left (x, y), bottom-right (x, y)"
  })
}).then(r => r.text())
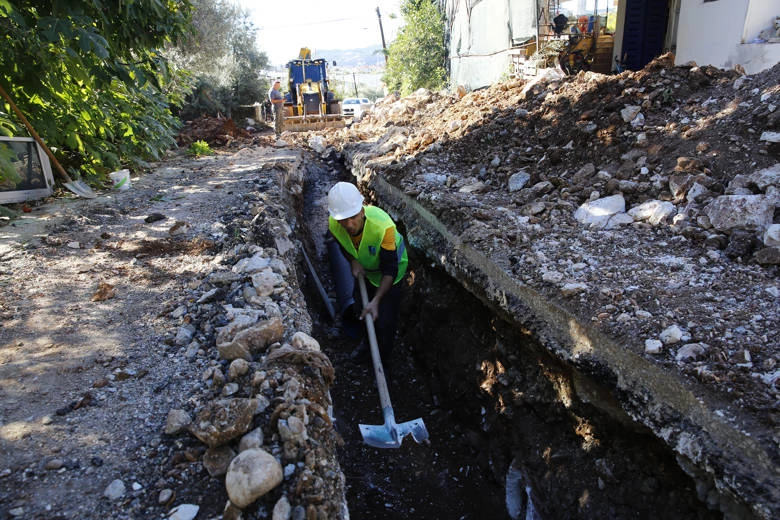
top-left (328, 205), bottom-right (408, 287)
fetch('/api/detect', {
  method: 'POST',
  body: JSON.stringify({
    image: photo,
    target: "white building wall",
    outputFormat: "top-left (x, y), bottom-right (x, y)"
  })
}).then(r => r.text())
top-left (445, 0), bottom-right (778, 90)
top-left (675, 0), bottom-right (780, 74)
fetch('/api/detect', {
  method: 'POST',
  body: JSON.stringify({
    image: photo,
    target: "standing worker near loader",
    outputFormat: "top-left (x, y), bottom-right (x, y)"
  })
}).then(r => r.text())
top-left (326, 182), bottom-right (408, 362)
top-left (268, 80), bottom-right (284, 137)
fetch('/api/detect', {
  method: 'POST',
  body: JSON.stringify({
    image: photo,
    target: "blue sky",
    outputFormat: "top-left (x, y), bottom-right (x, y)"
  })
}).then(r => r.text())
top-left (238, 0), bottom-right (404, 66)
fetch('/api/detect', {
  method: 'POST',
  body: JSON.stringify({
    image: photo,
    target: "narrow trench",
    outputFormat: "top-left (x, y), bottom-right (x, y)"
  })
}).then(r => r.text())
top-left (296, 154), bottom-right (721, 520)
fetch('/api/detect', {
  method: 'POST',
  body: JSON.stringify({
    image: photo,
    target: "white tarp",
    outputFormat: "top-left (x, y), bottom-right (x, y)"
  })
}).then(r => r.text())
top-left (444, 0), bottom-right (537, 89)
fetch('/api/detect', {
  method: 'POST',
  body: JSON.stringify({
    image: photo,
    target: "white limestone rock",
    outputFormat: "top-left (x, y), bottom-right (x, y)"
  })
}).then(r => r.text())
top-left (645, 339), bottom-right (663, 354)
top-left (628, 200), bottom-right (677, 225)
top-left (225, 448), bottom-right (283, 508)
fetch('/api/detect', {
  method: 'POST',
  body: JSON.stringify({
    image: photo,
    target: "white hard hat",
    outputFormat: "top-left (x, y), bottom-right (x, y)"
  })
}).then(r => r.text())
top-left (328, 182), bottom-right (364, 219)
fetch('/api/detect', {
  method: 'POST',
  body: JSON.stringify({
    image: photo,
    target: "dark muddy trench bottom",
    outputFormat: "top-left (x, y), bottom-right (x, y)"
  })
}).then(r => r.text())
top-left (297, 155), bottom-right (721, 520)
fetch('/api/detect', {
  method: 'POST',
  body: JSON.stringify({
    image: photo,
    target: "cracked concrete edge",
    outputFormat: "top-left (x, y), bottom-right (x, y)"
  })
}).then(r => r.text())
top-left (344, 154), bottom-right (777, 520)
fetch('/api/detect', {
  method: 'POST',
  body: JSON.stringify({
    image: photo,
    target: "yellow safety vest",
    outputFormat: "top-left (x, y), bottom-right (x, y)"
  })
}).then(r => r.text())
top-left (329, 206), bottom-right (408, 287)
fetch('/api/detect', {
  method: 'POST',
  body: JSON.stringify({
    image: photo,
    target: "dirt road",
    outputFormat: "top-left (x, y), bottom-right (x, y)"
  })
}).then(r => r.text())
top-left (0, 144), bottom-right (306, 518)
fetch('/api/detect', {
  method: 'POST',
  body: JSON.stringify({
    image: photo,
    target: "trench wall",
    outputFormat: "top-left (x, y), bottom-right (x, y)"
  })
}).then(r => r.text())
top-left (343, 151), bottom-right (776, 520)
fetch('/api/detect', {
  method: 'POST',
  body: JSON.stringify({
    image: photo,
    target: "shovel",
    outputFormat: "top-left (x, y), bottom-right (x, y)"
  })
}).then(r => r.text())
top-left (0, 83), bottom-right (96, 198)
top-left (357, 275), bottom-right (429, 448)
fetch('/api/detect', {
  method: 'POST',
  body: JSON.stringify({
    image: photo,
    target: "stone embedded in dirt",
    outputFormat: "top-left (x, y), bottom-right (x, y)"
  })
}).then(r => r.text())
top-left (232, 251), bottom-right (271, 274)
top-left (573, 194), bottom-right (627, 228)
top-left (217, 316), bottom-right (285, 361)
top-left (238, 427), bottom-right (264, 452)
top-left (272, 496), bottom-right (292, 520)
top-left (675, 343), bottom-right (710, 363)
top-left (203, 445), bottom-right (237, 477)
top-left (208, 271), bottom-right (243, 286)
top-left (188, 398), bottom-right (259, 448)
top-left (628, 199), bottom-right (676, 225)
top-left (251, 269), bottom-right (284, 297)
top-left (158, 489), bottom-right (174, 505)
top-left (196, 287), bottom-right (220, 304)
top-left (560, 282), bottom-right (588, 296)
top-left (508, 170), bottom-right (531, 192)
top-left (645, 339), bottom-right (664, 354)
top-left (225, 448), bottom-right (283, 509)
top-left (103, 479), bottom-right (126, 501)
top-left (174, 324), bottom-right (195, 346)
top-left (216, 309), bottom-right (263, 343)
top-left (168, 220), bottom-right (190, 236)
top-left (759, 131), bottom-right (780, 143)
top-left (763, 224), bottom-right (780, 246)
top-left (755, 246), bottom-right (780, 265)
top-left (227, 358), bottom-right (250, 380)
top-left (704, 194), bottom-right (774, 232)
top-left (222, 382), bottom-right (239, 396)
top-left (144, 213), bottom-right (166, 223)
top-left (165, 409), bottom-right (192, 435)
top-left (222, 501), bottom-right (243, 520)
top-left (167, 503), bottom-right (199, 520)
top-left (659, 324), bottom-right (687, 345)
top-left (44, 458), bottom-right (64, 470)
top-left (621, 105), bottom-right (642, 122)
top-left (90, 282), bottom-right (115, 302)
top-left (278, 415), bottom-right (308, 446)
top-left (290, 331), bottom-right (320, 352)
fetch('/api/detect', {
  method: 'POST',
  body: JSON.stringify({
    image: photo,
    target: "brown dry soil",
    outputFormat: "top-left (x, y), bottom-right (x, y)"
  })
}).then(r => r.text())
top-left (0, 54), bottom-right (778, 520)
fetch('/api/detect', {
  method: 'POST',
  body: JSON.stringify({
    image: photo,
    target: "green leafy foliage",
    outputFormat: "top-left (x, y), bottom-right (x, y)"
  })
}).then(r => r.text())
top-left (0, 144), bottom-right (22, 186)
top-left (0, 0), bottom-right (193, 183)
top-left (384, 0), bottom-right (448, 96)
top-left (187, 139), bottom-right (212, 157)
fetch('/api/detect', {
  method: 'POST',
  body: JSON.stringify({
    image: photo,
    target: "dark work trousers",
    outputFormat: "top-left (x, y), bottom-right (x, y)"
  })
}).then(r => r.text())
top-left (357, 280), bottom-right (402, 362)
top-left (326, 232), bottom-right (402, 361)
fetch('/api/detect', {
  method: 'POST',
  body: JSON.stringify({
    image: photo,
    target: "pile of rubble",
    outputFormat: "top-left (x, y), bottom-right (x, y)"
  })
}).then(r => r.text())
top-left (176, 116), bottom-right (254, 148)
top-left (160, 250), bottom-right (346, 518)
top-left (306, 54), bottom-right (779, 415)
top-left (153, 162), bottom-right (349, 518)
top-left (299, 53), bottom-right (779, 517)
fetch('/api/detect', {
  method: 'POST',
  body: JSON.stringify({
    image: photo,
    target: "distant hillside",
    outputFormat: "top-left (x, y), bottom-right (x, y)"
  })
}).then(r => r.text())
top-left (313, 46), bottom-right (386, 68)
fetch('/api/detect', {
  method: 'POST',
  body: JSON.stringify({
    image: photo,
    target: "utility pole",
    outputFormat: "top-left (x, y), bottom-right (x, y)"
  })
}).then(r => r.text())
top-left (376, 7), bottom-right (388, 64)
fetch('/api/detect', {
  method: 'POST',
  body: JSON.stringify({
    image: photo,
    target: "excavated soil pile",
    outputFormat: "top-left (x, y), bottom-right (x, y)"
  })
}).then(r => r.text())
top-left (176, 116), bottom-right (254, 148)
top-left (304, 53), bottom-right (779, 419)
top-left (291, 53), bottom-right (779, 518)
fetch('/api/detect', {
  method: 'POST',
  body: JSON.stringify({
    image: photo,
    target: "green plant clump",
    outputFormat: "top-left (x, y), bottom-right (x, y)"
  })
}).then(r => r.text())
top-left (187, 140), bottom-right (212, 157)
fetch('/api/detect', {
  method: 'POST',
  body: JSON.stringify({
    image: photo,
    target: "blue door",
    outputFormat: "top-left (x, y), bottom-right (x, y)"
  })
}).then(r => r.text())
top-left (621, 0), bottom-right (670, 70)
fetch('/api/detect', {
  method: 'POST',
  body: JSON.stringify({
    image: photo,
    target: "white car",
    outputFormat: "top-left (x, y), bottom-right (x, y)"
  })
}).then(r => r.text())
top-left (341, 97), bottom-right (373, 120)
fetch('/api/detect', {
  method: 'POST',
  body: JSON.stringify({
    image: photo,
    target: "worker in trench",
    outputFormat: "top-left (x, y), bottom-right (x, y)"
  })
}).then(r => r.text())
top-left (325, 182), bottom-right (408, 364)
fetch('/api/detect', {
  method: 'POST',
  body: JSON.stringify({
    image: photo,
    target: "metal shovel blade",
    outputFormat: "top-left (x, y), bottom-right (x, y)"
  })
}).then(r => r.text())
top-left (64, 180), bottom-right (97, 198)
top-left (359, 407), bottom-right (429, 449)
top-left (356, 275), bottom-right (429, 449)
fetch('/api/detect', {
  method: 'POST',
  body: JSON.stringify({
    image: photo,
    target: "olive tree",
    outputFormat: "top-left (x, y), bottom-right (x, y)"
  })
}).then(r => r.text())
top-left (171, 0), bottom-right (269, 119)
top-left (384, 0), bottom-right (448, 96)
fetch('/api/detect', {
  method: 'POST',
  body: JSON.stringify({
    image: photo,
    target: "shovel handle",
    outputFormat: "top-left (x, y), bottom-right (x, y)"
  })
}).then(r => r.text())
top-left (358, 275), bottom-right (394, 412)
